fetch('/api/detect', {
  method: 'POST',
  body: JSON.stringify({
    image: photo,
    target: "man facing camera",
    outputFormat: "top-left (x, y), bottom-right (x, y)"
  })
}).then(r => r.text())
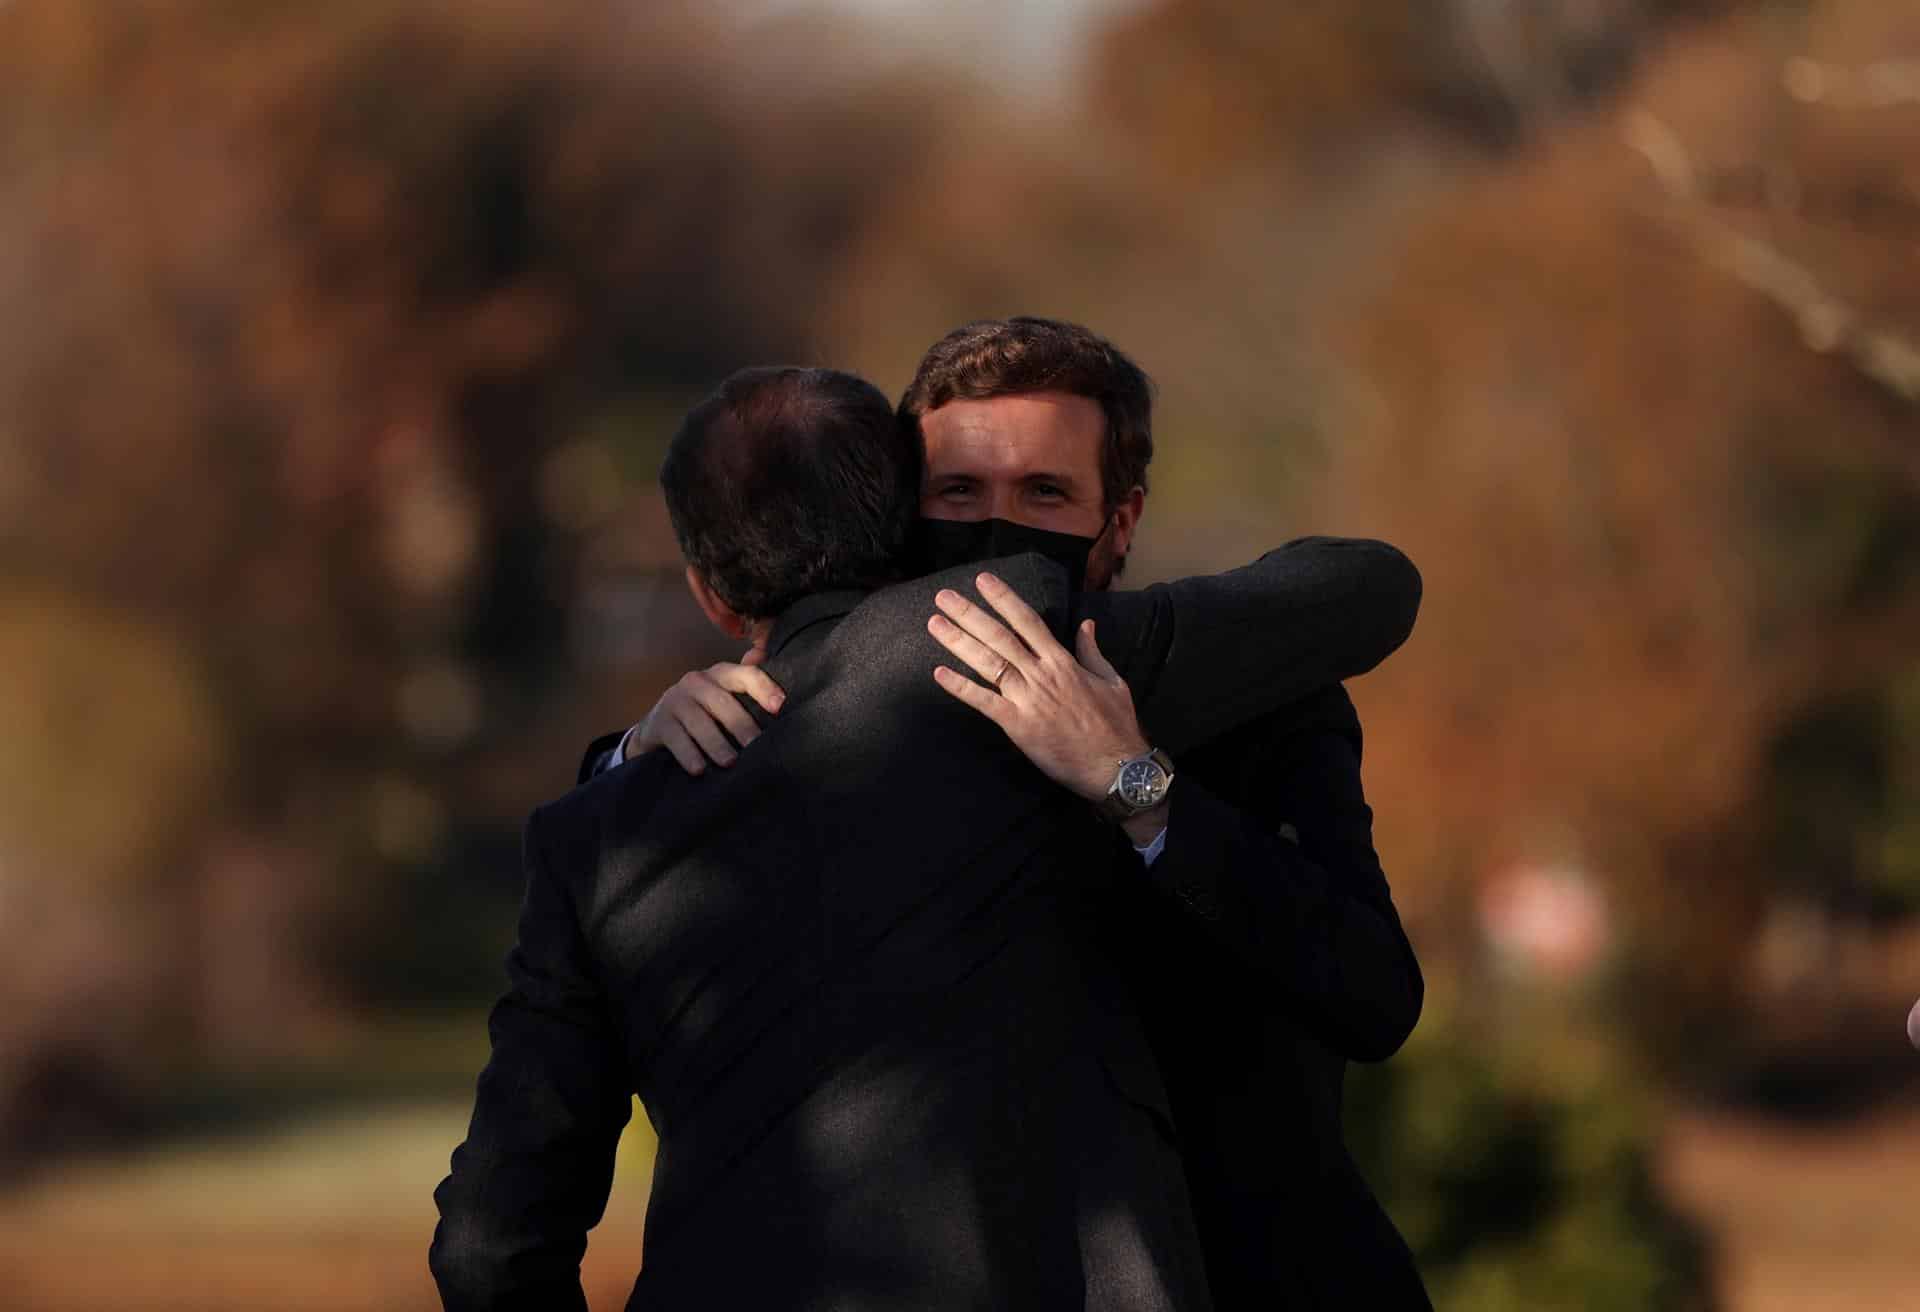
top-left (435, 363), bottom-right (1421, 1310)
top-left (592, 320), bottom-right (1433, 1308)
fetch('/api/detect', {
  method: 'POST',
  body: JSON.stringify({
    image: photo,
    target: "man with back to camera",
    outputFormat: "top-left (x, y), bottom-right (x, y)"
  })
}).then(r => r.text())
top-left (433, 363), bottom-right (1423, 1309)
top-left (588, 319), bottom-right (1433, 1308)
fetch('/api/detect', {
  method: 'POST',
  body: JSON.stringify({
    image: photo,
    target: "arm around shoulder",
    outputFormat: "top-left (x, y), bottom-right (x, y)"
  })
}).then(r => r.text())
top-left (1081, 535), bottom-right (1422, 754)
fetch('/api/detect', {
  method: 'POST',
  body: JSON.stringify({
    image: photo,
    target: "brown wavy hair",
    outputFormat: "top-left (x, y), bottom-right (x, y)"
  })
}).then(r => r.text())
top-left (897, 316), bottom-right (1155, 508)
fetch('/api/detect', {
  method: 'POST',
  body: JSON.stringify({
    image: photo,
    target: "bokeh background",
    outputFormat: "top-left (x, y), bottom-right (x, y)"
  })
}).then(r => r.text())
top-left (2, 0), bottom-right (1916, 1308)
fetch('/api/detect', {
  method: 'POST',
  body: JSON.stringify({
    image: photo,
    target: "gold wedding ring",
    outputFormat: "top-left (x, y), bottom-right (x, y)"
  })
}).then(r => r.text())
top-left (992, 658), bottom-right (1011, 691)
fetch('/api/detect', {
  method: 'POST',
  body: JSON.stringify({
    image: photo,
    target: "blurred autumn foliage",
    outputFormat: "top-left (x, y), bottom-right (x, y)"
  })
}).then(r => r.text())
top-left (0, 0), bottom-right (1915, 1303)
top-left (0, 0), bottom-right (963, 1158)
top-left (1323, 2), bottom-right (1920, 1084)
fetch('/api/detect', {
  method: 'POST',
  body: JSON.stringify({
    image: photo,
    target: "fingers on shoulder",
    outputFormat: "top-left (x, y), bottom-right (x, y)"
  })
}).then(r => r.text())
top-left (655, 718), bottom-right (710, 775)
top-left (977, 572), bottom-right (1057, 656)
top-left (710, 661), bottom-right (785, 714)
top-left (740, 668), bottom-right (786, 712)
top-left (1074, 618), bottom-right (1122, 681)
top-left (700, 687), bottom-right (762, 746)
top-left (671, 669), bottom-right (717, 702)
top-left (934, 664), bottom-right (1009, 721)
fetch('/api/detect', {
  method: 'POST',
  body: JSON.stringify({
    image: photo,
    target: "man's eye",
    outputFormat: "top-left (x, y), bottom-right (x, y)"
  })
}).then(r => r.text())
top-left (937, 484), bottom-right (975, 500)
top-left (1032, 484), bottom-right (1065, 499)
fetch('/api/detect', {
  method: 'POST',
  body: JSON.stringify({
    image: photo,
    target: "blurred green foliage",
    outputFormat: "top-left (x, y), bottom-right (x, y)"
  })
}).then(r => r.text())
top-left (1349, 995), bottom-right (1716, 1311)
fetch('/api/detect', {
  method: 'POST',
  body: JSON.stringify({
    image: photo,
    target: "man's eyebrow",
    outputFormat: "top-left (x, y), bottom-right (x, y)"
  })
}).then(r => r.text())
top-left (1020, 470), bottom-right (1081, 487)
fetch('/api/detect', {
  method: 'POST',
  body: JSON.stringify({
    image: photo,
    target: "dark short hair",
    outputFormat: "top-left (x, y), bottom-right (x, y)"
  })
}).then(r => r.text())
top-left (660, 367), bottom-right (918, 619)
top-left (897, 317), bottom-right (1155, 506)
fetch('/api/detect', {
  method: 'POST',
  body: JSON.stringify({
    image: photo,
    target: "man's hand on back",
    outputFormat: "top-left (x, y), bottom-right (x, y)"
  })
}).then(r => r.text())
top-left (627, 647), bottom-right (785, 775)
top-left (929, 571), bottom-right (1151, 808)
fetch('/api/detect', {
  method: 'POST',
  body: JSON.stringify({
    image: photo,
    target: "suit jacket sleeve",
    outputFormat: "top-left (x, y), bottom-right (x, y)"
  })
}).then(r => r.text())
top-left (1076, 536), bottom-right (1421, 755)
top-left (576, 731), bottom-right (625, 786)
top-left (568, 536), bottom-right (1416, 784)
top-left (1139, 687), bottom-right (1423, 1062)
top-left (430, 807), bottom-right (633, 1311)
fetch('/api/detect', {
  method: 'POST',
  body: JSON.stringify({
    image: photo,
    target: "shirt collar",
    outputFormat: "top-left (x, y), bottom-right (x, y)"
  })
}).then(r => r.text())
top-left (766, 589), bottom-right (866, 659)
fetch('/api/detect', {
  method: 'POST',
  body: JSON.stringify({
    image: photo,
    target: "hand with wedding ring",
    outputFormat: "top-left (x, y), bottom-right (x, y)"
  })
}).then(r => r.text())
top-left (928, 572), bottom-right (1151, 803)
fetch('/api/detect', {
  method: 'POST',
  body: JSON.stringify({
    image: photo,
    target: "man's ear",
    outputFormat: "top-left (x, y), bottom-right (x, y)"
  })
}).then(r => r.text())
top-left (684, 565), bottom-right (750, 640)
top-left (1108, 485), bottom-right (1146, 561)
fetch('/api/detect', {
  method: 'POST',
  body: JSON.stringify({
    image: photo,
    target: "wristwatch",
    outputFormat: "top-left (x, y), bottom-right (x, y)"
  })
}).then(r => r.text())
top-left (1097, 748), bottom-right (1175, 822)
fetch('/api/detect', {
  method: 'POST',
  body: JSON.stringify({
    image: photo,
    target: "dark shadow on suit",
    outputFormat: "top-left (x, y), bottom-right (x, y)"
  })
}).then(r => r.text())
top-left (431, 537), bottom-right (1420, 1311)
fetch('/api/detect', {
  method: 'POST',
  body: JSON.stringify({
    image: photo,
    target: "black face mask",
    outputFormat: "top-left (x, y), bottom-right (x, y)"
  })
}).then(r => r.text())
top-left (911, 515), bottom-right (1111, 595)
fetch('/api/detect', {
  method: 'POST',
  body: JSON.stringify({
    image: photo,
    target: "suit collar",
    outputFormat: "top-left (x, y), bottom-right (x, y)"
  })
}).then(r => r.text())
top-left (767, 589), bottom-right (865, 659)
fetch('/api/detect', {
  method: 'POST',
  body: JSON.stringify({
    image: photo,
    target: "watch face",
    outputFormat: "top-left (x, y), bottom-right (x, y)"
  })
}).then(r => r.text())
top-left (1117, 758), bottom-right (1167, 808)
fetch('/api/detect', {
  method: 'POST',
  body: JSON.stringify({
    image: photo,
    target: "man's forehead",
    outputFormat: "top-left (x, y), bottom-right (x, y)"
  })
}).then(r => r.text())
top-left (920, 392), bottom-right (1104, 475)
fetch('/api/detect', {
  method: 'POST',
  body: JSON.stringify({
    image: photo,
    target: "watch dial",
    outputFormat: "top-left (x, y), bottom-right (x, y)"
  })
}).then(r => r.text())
top-left (1119, 759), bottom-right (1163, 807)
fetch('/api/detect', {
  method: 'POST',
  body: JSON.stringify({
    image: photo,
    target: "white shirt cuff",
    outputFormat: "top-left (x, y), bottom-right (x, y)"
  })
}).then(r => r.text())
top-left (1132, 824), bottom-right (1168, 866)
top-left (608, 723), bottom-right (641, 768)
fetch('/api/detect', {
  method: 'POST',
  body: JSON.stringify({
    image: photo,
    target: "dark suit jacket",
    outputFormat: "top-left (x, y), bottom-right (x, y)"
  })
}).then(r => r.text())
top-left (1104, 688), bottom-right (1432, 1309)
top-left (431, 537), bottom-right (1421, 1312)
